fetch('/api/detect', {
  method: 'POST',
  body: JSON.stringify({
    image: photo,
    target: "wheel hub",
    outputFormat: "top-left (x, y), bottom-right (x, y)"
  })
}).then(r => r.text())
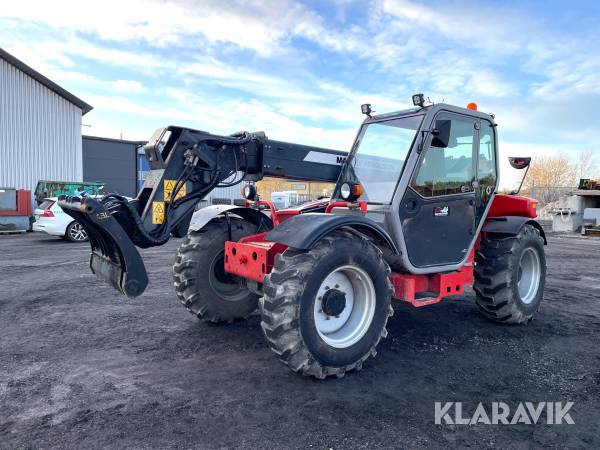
top-left (313, 265), bottom-right (376, 349)
top-left (321, 289), bottom-right (346, 317)
top-left (208, 250), bottom-right (248, 302)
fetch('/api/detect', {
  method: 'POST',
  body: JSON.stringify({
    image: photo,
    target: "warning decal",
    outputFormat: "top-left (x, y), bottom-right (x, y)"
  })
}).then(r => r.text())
top-left (152, 201), bottom-right (165, 224)
top-left (164, 179), bottom-right (186, 202)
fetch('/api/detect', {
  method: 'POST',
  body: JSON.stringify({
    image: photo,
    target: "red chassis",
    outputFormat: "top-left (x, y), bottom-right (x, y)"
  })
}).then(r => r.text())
top-left (224, 194), bottom-right (538, 307)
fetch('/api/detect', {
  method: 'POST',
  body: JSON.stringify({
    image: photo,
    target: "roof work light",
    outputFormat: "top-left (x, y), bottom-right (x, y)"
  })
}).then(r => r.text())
top-left (361, 103), bottom-right (372, 117)
top-left (412, 93), bottom-right (425, 107)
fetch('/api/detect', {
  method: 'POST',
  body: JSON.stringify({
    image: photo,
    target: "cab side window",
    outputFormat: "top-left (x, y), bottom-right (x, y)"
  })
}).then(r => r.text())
top-left (411, 116), bottom-right (476, 197)
top-left (478, 121), bottom-right (497, 188)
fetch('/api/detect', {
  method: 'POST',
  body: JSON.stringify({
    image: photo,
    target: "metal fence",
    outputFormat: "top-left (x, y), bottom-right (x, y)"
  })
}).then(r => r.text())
top-left (520, 183), bottom-right (578, 219)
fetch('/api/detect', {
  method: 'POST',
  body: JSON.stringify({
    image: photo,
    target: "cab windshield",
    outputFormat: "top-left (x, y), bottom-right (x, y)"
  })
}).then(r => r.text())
top-left (346, 115), bottom-right (423, 203)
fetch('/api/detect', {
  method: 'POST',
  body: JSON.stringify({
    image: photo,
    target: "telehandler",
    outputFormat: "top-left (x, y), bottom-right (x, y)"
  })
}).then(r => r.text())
top-left (60, 96), bottom-right (546, 378)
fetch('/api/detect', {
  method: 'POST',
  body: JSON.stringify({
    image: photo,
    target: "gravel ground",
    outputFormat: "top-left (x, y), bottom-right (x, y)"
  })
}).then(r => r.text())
top-left (1, 232), bottom-right (599, 449)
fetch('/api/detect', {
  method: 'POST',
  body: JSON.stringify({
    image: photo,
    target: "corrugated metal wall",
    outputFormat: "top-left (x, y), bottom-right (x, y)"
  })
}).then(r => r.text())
top-left (204, 184), bottom-right (245, 204)
top-left (0, 58), bottom-right (82, 192)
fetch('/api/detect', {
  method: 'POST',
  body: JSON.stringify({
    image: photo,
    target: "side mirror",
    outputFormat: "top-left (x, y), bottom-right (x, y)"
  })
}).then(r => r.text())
top-left (509, 157), bottom-right (532, 195)
top-left (508, 157), bottom-right (531, 170)
top-left (431, 120), bottom-right (452, 148)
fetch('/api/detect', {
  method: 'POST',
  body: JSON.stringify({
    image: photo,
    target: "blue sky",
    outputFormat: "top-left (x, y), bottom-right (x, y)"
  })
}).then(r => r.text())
top-left (2, 0), bottom-right (599, 187)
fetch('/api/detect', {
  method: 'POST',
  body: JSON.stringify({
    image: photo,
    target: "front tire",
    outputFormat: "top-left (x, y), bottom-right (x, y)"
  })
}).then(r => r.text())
top-left (173, 217), bottom-right (259, 323)
top-left (474, 224), bottom-right (546, 324)
top-left (261, 230), bottom-right (393, 378)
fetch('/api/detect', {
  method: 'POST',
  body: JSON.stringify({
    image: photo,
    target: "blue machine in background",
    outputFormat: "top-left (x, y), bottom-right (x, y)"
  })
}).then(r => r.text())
top-left (137, 147), bottom-right (150, 193)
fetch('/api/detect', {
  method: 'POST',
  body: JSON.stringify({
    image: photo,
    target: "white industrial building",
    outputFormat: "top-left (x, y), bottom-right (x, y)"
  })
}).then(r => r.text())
top-left (0, 48), bottom-right (249, 212)
top-left (0, 48), bottom-right (92, 194)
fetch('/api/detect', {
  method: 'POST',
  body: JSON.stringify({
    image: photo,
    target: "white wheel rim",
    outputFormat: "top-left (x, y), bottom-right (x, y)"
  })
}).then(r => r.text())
top-left (517, 247), bottom-right (541, 304)
top-left (313, 265), bottom-right (376, 349)
top-left (70, 222), bottom-right (87, 241)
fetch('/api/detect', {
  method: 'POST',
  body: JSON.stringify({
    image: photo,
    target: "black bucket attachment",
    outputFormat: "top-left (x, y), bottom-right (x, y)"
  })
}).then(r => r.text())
top-left (58, 196), bottom-right (148, 298)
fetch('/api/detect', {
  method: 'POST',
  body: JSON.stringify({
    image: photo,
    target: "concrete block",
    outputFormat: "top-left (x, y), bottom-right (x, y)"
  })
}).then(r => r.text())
top-left (552, 212), bottom-right (583, 232)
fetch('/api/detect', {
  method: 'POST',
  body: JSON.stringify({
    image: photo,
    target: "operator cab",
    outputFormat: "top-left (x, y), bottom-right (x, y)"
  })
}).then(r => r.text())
top-left (334, 98), bottom-right (499, 273)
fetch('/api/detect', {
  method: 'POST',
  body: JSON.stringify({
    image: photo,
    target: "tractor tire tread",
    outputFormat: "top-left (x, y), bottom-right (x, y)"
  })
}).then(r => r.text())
top-left (474, 225), bottom-right (545, 324)
top-left (260, 230), bottom-right (393, 379)
top-left (173, 218), bottom-right (259, 323)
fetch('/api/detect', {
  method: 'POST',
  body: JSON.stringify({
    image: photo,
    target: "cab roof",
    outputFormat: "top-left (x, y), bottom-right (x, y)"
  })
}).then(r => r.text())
top-left (367, 102), bottom-right (495, 124)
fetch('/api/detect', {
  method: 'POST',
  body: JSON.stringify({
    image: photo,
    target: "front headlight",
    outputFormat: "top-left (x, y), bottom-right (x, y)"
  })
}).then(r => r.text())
top-left (241, 184), bottom-right (257, 200)
top-left (340, 182), bottom-right (362, 201)
top-left (340, 182), bottom-right (352, 200)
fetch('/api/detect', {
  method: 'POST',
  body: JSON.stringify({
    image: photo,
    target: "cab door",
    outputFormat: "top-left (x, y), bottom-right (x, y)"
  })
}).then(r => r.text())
top-left (398, 112), bottom-right (479, 268)
top-left (475, 120), bottom-right (498, 227)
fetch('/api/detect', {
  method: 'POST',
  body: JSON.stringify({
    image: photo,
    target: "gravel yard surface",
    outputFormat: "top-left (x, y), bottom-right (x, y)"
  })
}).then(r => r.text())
top-left (1, 232), bottom-right (599, 449)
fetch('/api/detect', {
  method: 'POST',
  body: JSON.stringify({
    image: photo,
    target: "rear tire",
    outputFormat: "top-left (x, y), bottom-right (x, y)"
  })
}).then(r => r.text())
top-left (173, 217), bottom-right (259, 323)
top-left (261, 230), bottom-right (393, 379)
top-left (474, 224), bottom-right (546, 324)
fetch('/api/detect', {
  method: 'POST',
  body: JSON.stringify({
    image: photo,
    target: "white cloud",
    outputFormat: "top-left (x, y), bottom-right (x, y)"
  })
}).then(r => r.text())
top-left (2, 0), bottom-right (599, 182)
top-left (530, 57), bottom-right (600, 98)
top-left (83, 92), bottom-right (357, 150)
top-left (178, 60), bottom-right (320, 101)
top-left (1, 0), bottom-right (324, 56)
top-left (4, 0), bottom-right (586, 104)
top-left (84, 94), bottom-right (195, 122)
top-left (381, 0), bottom-right (541, 55)
top-left (111, 80), bottom-right (146, 94)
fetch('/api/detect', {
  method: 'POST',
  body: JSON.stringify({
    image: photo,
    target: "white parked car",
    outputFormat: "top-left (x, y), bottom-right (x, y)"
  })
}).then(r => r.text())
top-left (33, 197), bottom-right (89, 242)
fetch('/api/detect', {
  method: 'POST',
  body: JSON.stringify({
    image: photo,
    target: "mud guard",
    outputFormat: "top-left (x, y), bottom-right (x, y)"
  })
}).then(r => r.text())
top-left (264, 213), bottom-right (399, 253)
top-left (188, 205), bottom-right (273, 232)
top-left (483, 216), bottom-right (547, 244)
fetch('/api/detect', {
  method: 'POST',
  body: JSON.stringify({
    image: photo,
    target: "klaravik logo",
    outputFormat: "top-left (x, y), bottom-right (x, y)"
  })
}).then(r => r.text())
top-left (434, 402), bottom-right (574, 425)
